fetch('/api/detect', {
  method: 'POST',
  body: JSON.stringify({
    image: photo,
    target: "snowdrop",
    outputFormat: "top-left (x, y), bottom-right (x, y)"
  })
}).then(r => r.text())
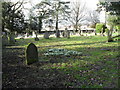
top-left (44, 48), bottom-right (82, 56)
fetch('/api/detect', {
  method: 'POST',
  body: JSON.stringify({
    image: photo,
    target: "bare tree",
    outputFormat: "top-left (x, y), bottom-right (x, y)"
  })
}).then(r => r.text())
top-left (50, 0), bottom-right (70, 38)
top-left (31, 0), bottom-right (51, 33)
top-left (88, 10), bottom-right (100, 25)
top-left (65, 0), bottom-right (86, 32)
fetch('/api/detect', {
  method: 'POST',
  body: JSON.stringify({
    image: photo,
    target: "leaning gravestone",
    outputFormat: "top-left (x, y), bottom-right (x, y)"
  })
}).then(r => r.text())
top-left (67, 30), bottom-right (70, 38)
top-left (26, 43), bottom-right (38, 65)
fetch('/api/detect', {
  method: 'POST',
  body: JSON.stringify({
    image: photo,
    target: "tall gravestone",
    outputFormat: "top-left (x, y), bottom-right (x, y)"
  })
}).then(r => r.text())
top-left (26, 43), bottom-right (38, 65)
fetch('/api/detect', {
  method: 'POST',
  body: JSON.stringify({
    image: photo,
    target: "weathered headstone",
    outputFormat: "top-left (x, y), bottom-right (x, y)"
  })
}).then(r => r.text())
top-left (63, 28), bottom-right (70, 38)
top-left (2, 35), bottom-right (9, 46)
top-left (26, 43), bottom-right (38, 65)
top-left (63, 30), bottom-right (67, 38)
top-left (44, 31), bottom-right (50, 39)
top-left (8, 32), bottom-right (16, 44)
top-left (32, 31), bottom-right (36, 38)
top-left (56, 30), bottom-right (60, 38)
top-left (67, 30), bottom-right (70, 38)
top-left (35, 37), bottom-right (39, 41)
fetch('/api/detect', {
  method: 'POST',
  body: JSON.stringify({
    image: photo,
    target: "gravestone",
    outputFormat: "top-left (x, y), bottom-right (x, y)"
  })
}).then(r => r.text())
top-left (63, 30), bottom-right (66, 38)
top-left (32, 31), bottom-right (36, 38)
top-left (35, 37), bottom-right (39, 41)
top-left (56, 30), bottom-right (60, 38)
top-left (64, 28), bottom-right (70, 38)
top-left (44, 31), bottom-right (50, 39)
top-left (67, 30), bottom-right (70, 38)
top-left (2, 35), bottom-right (9, 46)
top-left (26, 43), bottom-right (38, 65)
top-left (8, 32), bottom-right (16, 44)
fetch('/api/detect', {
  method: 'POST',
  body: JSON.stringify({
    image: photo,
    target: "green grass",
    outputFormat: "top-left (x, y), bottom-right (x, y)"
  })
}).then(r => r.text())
top-left (15, 35), bottom-right (119, 88)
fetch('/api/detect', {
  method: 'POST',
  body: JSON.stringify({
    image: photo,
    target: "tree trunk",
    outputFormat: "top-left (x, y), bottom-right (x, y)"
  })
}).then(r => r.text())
top-left (35, 32), bottom-right (39, 41)
top-left (75, 22), bottom-right (78, 32)
top-left (107, 25), bottom-right (114, 42)
top-left (79, 29), bottom-right (82, 36)
top-left (38, 17), bottom-right (42, 33)
top-left (55, 13), bottom-right (60, 38)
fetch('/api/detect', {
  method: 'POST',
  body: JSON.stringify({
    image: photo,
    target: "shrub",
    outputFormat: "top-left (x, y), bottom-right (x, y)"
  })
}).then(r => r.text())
top-left (95, 23), bottom-right (104, 33)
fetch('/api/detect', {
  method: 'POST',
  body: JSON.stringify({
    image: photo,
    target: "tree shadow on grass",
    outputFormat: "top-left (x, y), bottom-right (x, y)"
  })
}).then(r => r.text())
top-left (37, 41), bottom-right (108, 48)
top-left (2, 41), bottom-right (119, 88)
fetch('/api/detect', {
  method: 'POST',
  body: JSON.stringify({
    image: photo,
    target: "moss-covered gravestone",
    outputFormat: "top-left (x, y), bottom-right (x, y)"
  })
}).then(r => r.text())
top-left (26, 43), bottom-right (38, 65)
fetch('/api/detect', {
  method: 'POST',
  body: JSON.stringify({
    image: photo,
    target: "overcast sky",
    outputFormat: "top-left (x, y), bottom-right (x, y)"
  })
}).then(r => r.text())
top-left (10, 0), bottom-right (99, 25)
top-left (11, 0), bottom-right (99, 14)
top-left (10, 0), bottom-right (99, 9)
top-left (15, 0), bottom-right (98, 19)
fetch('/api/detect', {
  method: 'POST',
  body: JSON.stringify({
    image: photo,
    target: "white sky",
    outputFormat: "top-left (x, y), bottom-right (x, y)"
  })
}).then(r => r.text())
top-left (11, 0), bottom-right (99, 11)
top-left (10, 0), bottom-right (99, 21)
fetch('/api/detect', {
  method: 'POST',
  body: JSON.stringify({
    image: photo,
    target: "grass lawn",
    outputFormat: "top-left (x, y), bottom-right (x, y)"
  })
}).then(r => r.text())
top-left (2, 35), bottom-right (119, 88)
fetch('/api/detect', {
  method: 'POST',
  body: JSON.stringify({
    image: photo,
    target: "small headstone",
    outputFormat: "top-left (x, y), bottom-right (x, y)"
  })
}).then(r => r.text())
top-left (63, 28), bottom-right (70, 38)
top-left (32, 31), bottom-right (36, 38)
top-left (67, 30), bottom-right (70, 38)
top-left (9, 33), bottom-right (15, 44)
top-left (56, 30), bottom-right (60, 38)
top-left (35, 37), bottom-right (39, 41)
top-left (63, 30), bottom-right (67, 38)
top-left (2, 35), bottom-right (9, 46)
top-left (26, 43), bottom-right (38, 65)
top-left (44, 31), bottom-right (50, 39)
